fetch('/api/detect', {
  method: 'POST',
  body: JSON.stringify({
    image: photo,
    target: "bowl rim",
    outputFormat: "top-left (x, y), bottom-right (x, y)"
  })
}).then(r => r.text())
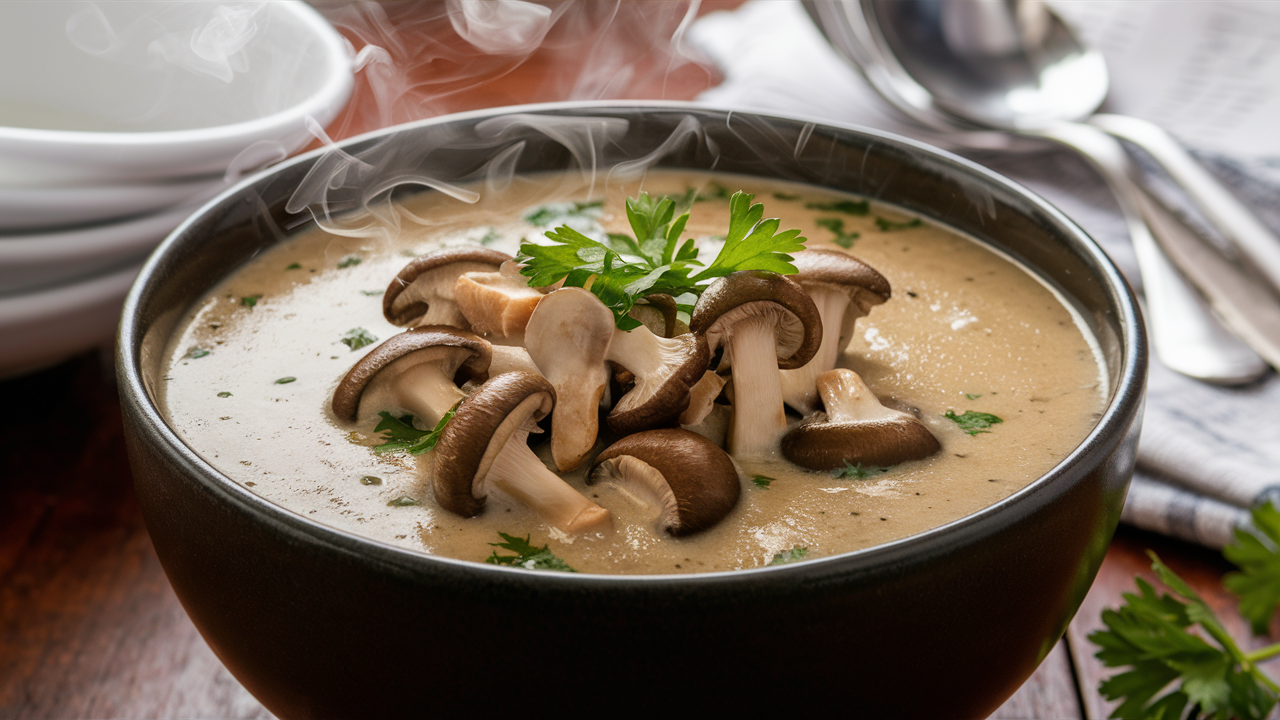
top-left (0, 1), bottom-right (352, 148)
top-left (118, 99), bottom-right (1146, 586)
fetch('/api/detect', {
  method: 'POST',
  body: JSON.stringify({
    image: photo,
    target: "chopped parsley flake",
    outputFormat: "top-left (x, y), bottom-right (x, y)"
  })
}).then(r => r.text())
top-left (815, 217), bottom-right (860, 248)
top-left (751, 474), bottom-right (774, 489)
top-left (337, 256), bottom-right (362, 268)
top-left (875, 216), bottom-right (923, 231)
top-left (769, 547), bottom-right (809, 566)
top-left (217, 391), bottom-right (232, 398)
top-left (524, 199), bottom-right (604, 227)
top-left (964, 393), bottom-right (983, 400)
top-left (286, 262), bottom-right (302, 270)
top-left (485, 532), bottom-right (576, 572)
top-left (359, 289), bottom-right (382, 296)
top-left (240, 294), bottom-right (263, 309)
top-left (833, 461), bottom-right (892, 479)
top-left (386, 496), bottom-right (420, 507)
top-left (944, 410), bottom-right (1003, 435)
top-left (773, 192), bottom-right (800, 201)
top-left (340, 327), bottom-right (377, 351)
top-left (360, 476), bottom-right (382, 486)
top-left (274, 376), bottom-right (296, 385)
top-left (186, 347), bottom-right (210, 359)
top-left (806, 199), bottom-right (869, 215)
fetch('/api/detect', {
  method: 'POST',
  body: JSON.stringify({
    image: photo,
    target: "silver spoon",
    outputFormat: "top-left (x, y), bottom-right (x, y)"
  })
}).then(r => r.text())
top-left (805, 0), bottom-right (1272, 384)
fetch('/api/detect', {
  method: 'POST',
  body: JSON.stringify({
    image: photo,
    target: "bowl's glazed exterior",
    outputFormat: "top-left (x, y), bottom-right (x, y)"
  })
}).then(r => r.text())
top-left (118, 103), bottom-right (1145, 719)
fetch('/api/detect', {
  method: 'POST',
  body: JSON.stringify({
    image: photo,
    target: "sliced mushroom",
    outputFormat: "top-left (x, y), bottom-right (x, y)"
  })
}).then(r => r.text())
top-left (677, 370), bottom-right (728, 427)
top-left (605, 327), bottom-right (709, 435)
top-left (332, 327), bottom-right (491, 426)
top-left (689, 271), bottom-right (822, 458)
top-left (454, 260), bottom-right (545, 343)
top-left (780, 249), bottom-right (891, 414)
top-left (523, 287), bottom-right (615, 471)
top-left (383, 246), bottom-right (510, 328)
top-left (432, 371), bottom-right (611, 535)
top-left (588, 429), bottom-right (741, 536)
top-left (781, 368), bottom-right (940, 470)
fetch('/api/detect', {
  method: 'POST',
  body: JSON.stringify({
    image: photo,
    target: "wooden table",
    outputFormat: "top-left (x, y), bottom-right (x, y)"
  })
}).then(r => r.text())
top-left (2, 4), bottom-right (1271, 717)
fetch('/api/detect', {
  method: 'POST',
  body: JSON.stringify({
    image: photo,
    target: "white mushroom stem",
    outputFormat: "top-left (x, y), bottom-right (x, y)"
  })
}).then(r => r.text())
top-left (606, 325), bottom-right (686, 397)
top-left (727, 314), bottom-right (787, 458)
top-left (391, 362), bottom-right (466, 426)
top-left (679, 371), bottom-right (727, 426)
top-left (781, 286), bottom-right (850, 415)
top-left (483, 429), bottom-right (612, 535)
top-left (818, 368), bottom-right (904, 423)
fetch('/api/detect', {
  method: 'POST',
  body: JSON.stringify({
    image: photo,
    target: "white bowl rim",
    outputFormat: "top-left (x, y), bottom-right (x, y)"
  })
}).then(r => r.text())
top-left (0, 1), bottom-right (353, 148)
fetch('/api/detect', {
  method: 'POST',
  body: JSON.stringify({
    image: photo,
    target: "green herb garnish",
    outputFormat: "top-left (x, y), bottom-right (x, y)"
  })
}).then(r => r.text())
top-left (286, 262), bottom-right (302, 270)
top-left (240, 294), bottom-right (263, 309)
top-left (769, 547), bottom-right (809, 566)
top-left (1225, 502), bottom-right (1280, 634)
top-left (274, 376), bottom-right (296, 385)
top-left (1091, 550), bottom-right (1280, 720)
top-left (359, 289), bottom-right (382, 296)
top-left (516, 191), bottom-right (805, 330)
top-left (875, 216), bottom-right (923, 231)
top-left (815, 217), bottom-right (860, 248)
top-left (832, 461), bottom-right (891, 479)
top-left (485, 532), bottom-right (576, 572)
top-left (773, 192), bottom-right (800, 201)
top-left (751, 474), bottom-right (774, 489)
top-left (217, 391), bottom-right (232, 398)
top-left (337, 256), bottom-right (362, 268)
top-left (387, 495), bottom-right (421, 507)
top-left (340, 327), bottom-right (377, 351)
top-left (964, 393), bottom-right (983, 400)
top-left (371, 402), bottom-right (459, 456)
top-left (359, 476), bottom-right (382, 486)
top-left (944, 410), bottom-right (1003, 435)
top-left (806, 199), bottom-right (869, 215)
top-left (186, 347), bottom-right (210, 359)
top-left (524, 199), bottom-right (604, 227)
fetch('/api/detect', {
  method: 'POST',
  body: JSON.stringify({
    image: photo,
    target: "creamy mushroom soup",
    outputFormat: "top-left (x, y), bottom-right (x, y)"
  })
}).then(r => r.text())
top-left (160, 170), bottom-right (1107, 574)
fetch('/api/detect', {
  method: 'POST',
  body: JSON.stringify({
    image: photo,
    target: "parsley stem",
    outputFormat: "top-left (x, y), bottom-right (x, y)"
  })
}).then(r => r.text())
top-left (1245, 642), bottom-right (1280, 664)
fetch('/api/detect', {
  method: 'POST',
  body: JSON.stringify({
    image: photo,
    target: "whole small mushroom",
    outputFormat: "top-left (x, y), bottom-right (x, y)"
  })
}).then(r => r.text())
top-left (588, 429), bottom-right (741, 536)
top-left (780, 249), bottom-right (891, 414)
top-left (332, 326), bottom-right (491, 426)
top-left (383, 246), bottom-right (510, 329)
top-left (690, 271), bottom-right (822, 458)
top-left (432, 371), bottom-right (612, 535)
top-left (781, 368), bottom-right (940, 470)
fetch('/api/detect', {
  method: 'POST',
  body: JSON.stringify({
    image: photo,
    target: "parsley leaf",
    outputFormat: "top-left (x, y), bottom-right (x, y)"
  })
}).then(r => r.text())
top-left (387, 496), bottom-right (421, 507)
top-left (370, 402), bottom-right (460, 456)
top-left (1224, 502), bottom-right (1280, 635)
top-left (340, 327), bottom-right (377, 351)
top-left (806, 199), bottom-right (869, 216)
top-left (751, 474), bottom-right (774, 489)
top-left (186, 347), bottom-right (210, 359)
top-left (875, 216), bottom-right (922, 231)
top-left (337, 255), bottom-right (362, 268)
top-left (515, 190), bottom-right (804, 330)
top-left (832, 461), bottom-right (891, 479)
top-left (944, 409), bottom-right (1003, 435)
top-left (816, 217), bottom-right (860, 248)
top-left (524, 199), bottom-right (604, 227)
top-left (769, 547), bottom-right (808, 565)
top-left (485, 532), bottom-right (576, 572)
top-left (240, 294), bottom-right (263, 309)
top-left (1090, 552), bottom-right (1279, 720)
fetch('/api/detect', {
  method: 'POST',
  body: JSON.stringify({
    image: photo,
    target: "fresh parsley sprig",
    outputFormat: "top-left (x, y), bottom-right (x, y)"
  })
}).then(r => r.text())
top-left (515, 191), bottom-right (806, 330)
top-left (1092, 502), bottom-right (1280, 720)
top-left (485, 532), bottom-right (576, 572)
top-left (370, 401), bottom-right (459, 455)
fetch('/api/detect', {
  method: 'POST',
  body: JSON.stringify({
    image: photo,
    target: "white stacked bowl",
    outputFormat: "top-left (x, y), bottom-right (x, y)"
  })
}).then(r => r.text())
top-left (0, 0), bottom-right (354, 377)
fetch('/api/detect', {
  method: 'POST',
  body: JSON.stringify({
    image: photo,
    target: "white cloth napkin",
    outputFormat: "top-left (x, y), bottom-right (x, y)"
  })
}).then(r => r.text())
top-left (688, 1), bottom-right (1280, 547)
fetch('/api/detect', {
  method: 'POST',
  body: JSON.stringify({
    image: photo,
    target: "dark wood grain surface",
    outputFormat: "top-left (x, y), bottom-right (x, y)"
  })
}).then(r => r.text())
top-left (0, 3), bottom-right (1269, 718)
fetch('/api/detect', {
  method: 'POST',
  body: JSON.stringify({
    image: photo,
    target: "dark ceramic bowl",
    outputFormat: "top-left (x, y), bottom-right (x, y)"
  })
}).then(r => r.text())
top-left (118, 102), bottom-right (1145, 719)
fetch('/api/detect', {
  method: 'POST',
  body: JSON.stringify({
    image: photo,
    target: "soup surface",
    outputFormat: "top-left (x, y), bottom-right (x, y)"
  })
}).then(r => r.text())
top-left (160, 170), bottom-right (1106, 574)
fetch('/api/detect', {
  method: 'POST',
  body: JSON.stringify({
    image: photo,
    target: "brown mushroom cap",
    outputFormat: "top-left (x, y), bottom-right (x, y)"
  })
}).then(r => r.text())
top-left (627, 293), bottom-right (686, 338)
top-left (383, 246), bottom-right (511, 327)
top-left (331, 326), bottom-right (491, 421)
top-left (781, 369), bottom-right (940, 470)
top-left (431, 371), bottom-right (555, 518)
top-left (791, 248), bottom-right (890, 308)
top-left (689, 270), bottom-right (822, 370)
top-left (605, 331), bottom-right (711, 435)
top-left (589, 429), bottom-right (741, 536)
